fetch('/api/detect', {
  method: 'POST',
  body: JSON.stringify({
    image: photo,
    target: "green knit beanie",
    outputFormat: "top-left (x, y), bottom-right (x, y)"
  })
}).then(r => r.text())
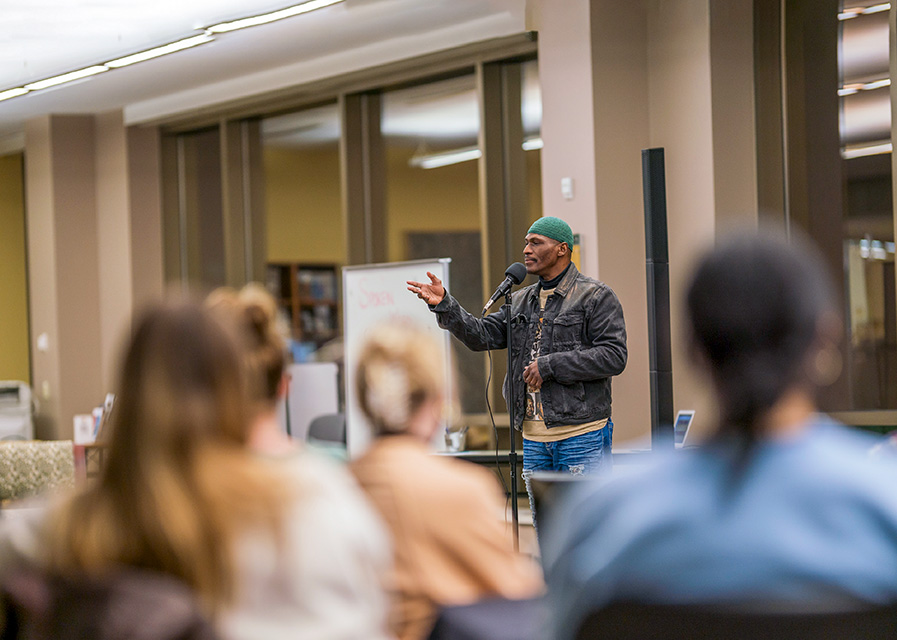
top-left (527, 216), bottom-right (574, 249)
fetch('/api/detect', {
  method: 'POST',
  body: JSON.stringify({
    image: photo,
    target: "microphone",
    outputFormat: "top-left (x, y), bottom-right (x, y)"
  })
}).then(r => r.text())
top-left (483, 262), bottom-right (527, 314)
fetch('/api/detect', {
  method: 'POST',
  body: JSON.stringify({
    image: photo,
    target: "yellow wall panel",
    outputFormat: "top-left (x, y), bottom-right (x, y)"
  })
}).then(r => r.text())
top-left (0, 154), bottom-right (30, 383)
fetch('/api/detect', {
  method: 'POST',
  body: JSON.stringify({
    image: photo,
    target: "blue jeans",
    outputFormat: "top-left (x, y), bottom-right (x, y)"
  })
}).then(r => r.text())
top-left (522, 420), bottom-right (613, 536)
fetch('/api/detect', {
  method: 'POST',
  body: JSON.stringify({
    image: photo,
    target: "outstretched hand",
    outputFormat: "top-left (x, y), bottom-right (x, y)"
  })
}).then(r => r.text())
top-left (407, 272), bottom-right (446, 305)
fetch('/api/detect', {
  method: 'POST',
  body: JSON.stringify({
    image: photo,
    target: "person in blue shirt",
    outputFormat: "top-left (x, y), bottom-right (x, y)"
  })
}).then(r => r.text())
top-left (543, 232), bottom-right (897, 640)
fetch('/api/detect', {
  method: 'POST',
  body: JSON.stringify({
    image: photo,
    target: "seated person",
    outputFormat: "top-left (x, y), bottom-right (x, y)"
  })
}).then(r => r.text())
top-left (543, 233), bottom-right (897, 640)
top-left (205, 284), bottom-right (394, 639)
top-left (350, 323), bottom-right (544, 640)
top-left (1, 298), bottom-right (392, 640)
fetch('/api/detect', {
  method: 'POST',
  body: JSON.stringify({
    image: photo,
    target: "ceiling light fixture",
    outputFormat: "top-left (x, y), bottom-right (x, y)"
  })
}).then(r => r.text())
top-left (410, 146), bottom-right (481, 169)
top-left (205, 0), bottom-right (344, 33)
top-left (24, 66), bottom-right (108, 91)
top-left (522, 137), bottom-right (543, 151)
top-left (862, 78), bottom-right (891, 90)
top-left (839, 2), bottom-right (890, 19)
top-left (841, 141), bottom-right (892, 159)
top-left (839, 78), bottom-right (890, 96)
top-left (410, 137), bottom-right (545, 169)
top-left (105, 34), bottom-right (215, 68)
top-left (0, 88), bottom-right (29, 103)
top-left (0, 0), bottom-right (344, 103)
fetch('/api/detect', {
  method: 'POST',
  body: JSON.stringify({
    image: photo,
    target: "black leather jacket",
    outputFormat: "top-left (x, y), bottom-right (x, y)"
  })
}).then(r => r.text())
top-left (431, 263), bottom-right (627, 429)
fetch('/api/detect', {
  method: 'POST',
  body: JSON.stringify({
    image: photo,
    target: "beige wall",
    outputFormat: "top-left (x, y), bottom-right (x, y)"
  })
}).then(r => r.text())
top-left (538, 0), bottom-right (601, 278)
top-left (646, 0), bottom-right (719, 442)
top-left (265, 146), bottom-right (346, 264)
top-left (591, 0), bottom-right (653, 448)
top-left (25, 113), bottom-right (164, 438)
top-left (26, 116), bottom-right (103, 439)
top-left (0, 154), bottom-right (30, 383)
top-left (96, 111), bottom-right (134, 392)
top-left (539, 0), bottom-right (653, 446)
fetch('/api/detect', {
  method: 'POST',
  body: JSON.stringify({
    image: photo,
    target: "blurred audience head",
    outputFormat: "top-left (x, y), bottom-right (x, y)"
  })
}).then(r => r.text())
top-left (109, 297), bottom-right (253, 458)
top-left (206, 283), bottom-right (289, 413)
top-left (48, 297), bottom-right (285, 612)
top-left (686, 231), bottom-right (840, 439)
top-left (356, 323), bottom-right (454, 439)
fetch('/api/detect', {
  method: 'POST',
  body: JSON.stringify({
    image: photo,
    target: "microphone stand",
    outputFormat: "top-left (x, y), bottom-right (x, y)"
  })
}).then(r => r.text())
top-left (503, 290), bottom-right (520, 551)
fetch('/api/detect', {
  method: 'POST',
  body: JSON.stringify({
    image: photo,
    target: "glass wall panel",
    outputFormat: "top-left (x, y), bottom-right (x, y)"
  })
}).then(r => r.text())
top-left (382, 73), bottom-right (486, 413)
top-left (523, 59), bottom-right (543, 232)
top-left (839, 1), bottom-right (896, 408)
top-left (178, 127), bottom-right (225, 290)
top-left (261, 103), bottom-right (344, 363)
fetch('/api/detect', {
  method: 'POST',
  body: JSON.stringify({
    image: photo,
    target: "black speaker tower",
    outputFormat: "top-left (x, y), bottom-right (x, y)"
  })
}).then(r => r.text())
top-left (641, 148), bottom-right (674, 449)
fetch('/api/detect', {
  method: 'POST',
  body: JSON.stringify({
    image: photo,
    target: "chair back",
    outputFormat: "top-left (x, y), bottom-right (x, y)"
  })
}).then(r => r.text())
top-left (0, 567), bottom-right (219, 640)
top-left (307, 412), bottom-right (347, 444)
top-left (427, 596), bottom-right (546, 640)
top-left (575, 601), bottom-right (897, 640)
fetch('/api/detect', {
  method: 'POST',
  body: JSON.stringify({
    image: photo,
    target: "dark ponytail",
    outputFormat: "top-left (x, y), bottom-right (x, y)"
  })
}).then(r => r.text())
top-left (686, 232), bottom-right (836, 445)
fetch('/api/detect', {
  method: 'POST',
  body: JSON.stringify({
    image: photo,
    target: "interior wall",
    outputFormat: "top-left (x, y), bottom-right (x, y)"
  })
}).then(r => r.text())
top-left (25, 115), bottom-right (104, 440)
top-left (96, 111), bottom-right (133, 392)
top-left (264, 146), bottom-right (346, 265)
top-left (0, 154), bottom-right (30, 383)
top-left (385, 146), bottom-right (481, 262)
top-left (588, 0), bottom-right (652, 448)
top-left (24, 113), bottom-right (165, 438)
top-left (646, 0), bottom-right (719, 442)
top-left (537, 0), bottom-right (601, 278)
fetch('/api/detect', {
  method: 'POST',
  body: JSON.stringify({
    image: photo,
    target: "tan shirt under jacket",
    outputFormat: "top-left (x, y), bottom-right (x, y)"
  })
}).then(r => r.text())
top-left (351, 436), bottom-right (544, 640)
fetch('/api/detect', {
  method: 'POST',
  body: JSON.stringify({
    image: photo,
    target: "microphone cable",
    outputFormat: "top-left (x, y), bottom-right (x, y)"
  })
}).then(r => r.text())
top-left (480, 309), bottom-right (512, 517)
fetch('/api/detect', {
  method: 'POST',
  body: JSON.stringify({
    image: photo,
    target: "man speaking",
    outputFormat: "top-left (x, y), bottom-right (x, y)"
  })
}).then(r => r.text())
top-left (407, 216), bottom-right (627, 484)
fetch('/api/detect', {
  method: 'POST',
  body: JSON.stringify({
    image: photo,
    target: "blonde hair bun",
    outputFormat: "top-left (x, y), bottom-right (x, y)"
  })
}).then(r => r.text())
top-left (356, 323), bottom-right (452, 436)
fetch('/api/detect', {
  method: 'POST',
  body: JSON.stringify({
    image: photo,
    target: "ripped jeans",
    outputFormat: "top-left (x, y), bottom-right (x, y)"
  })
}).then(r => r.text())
top-left (521, 421), bottom-right (613, 537)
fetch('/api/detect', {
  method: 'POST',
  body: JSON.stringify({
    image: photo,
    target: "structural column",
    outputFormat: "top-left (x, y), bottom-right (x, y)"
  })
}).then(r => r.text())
top-left (25, 113), bottom-right (164, 438)
top-left (537, 0), bottom-right (652, 444)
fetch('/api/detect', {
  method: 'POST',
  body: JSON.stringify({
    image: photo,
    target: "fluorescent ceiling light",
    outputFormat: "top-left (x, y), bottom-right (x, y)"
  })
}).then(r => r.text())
top-left (0, 88), bottom-right (28, 102)
top-left (25, 66), bottom-right (108, 91)
top-left (839, 2), bottom-right (890, 19)
top-left (522, 137), bottom-right (543, 151)
top-left (410, 147), bottom-right (481, 169)
top-left (841, 141), bottom-right (892, 159)
top-left (0, 1), bottom-right (342, 104)
top-left (839, 78), bottom-right (890, 96)
top-left (106, 34), bottom-right (214, 69)
top-left (862, 78), bottom-right (891, 90)
top-left (206, 0), bottom-right (344, 33)
top-left (863, 3), bottom-right (891, 14)
top-left (410, 138), bottom-right (544, 169)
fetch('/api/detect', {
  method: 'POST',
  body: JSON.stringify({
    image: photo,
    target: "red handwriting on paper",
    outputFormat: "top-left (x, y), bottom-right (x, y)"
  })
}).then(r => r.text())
top-left (358, 280), bottom-right (395, 309)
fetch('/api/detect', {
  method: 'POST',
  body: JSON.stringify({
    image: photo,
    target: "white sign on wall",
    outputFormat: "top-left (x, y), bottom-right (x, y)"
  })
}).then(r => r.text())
top-left (342, 258), bottom-right (452, 458)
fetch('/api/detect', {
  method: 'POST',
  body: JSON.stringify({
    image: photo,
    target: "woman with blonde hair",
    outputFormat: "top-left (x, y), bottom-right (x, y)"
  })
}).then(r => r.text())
top-left (1, 297), bottom-right (391, 640)
top-left (204, 283), bottom-right (393, 639)
top-left (351, 322), bottom-right (544, 640)
top-left (205, 283), bottom-right (293, 453)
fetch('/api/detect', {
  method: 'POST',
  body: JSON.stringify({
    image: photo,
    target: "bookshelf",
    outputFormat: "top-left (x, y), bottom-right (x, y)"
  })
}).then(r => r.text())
top-left (266, 263), bottom-right (340, 345)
